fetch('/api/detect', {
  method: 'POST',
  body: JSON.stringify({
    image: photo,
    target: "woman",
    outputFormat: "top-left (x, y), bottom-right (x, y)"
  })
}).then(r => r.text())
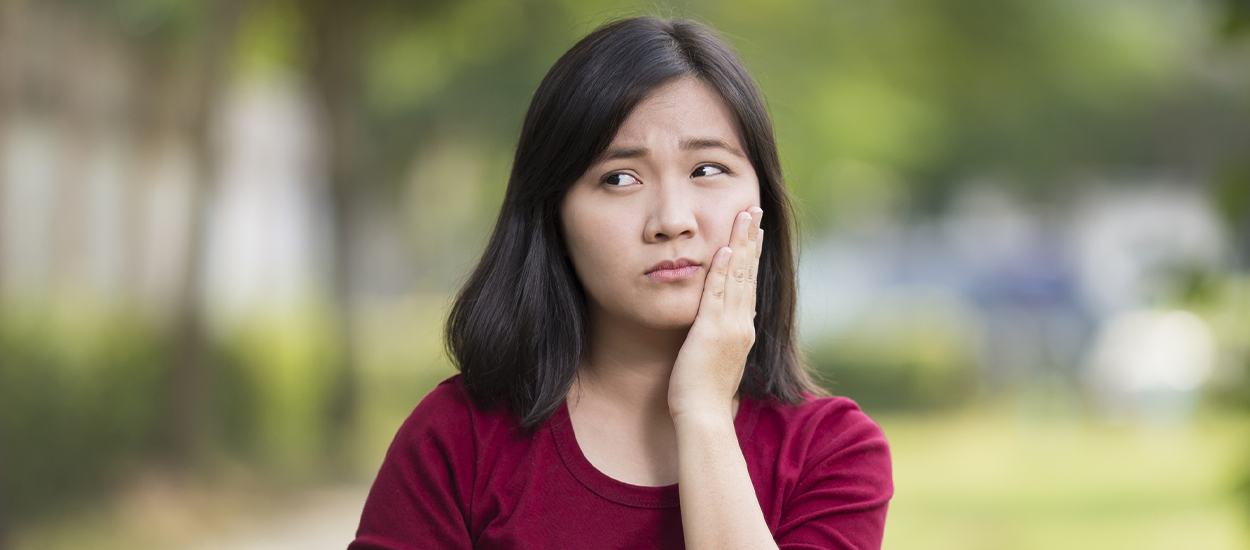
top-left (349, 15), bottom-right (893, 550)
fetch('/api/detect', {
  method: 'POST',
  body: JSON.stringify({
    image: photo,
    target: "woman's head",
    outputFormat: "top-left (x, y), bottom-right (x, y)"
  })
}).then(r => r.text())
top-left (559, 75), bottom-right (761, 331)
top-left (445, 15), bottom-right (830, 430)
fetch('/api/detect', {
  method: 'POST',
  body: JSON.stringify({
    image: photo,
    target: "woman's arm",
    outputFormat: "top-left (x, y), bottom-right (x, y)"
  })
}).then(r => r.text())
top-left (675, 411), bottom-right (779, 550)
top-left (675, 400), bottom-right (894, 550)
top-left (669, 206), bottom-right (776, 549)
top-left (670, 207), bottom-right (892, 548)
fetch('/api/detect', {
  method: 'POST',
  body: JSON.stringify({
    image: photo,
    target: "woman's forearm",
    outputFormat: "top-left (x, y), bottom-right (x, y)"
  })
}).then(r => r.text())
top-left (674, 412), bottom-right (779, 550)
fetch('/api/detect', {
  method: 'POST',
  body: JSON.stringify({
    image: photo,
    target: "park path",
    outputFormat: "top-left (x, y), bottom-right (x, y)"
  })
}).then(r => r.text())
top-left (188, 485), bottom-right (369, 550)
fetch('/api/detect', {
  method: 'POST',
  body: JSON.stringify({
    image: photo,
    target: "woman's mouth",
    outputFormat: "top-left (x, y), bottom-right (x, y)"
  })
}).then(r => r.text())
top-left (646, 265), bottom-right (702, 282)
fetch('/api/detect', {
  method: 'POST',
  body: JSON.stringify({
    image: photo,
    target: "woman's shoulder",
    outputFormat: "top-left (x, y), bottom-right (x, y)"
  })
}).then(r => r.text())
top-left (756, 390), bottom-right (884, 432)
top-left (752, 391), bottom-right (891, 467)
top-left (389, 374), bottom-right (477, 442)
top-left (400, 373), bottom-right (521, 439)
top-left (410, 373), bottom-right (473, 416)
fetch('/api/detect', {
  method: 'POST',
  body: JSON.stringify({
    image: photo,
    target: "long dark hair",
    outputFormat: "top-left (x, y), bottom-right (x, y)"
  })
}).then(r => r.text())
top-left (443, 15), bottom-right (830, 432)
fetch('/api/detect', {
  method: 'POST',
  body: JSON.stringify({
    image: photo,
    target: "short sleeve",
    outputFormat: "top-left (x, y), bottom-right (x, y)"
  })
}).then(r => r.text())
top-left (348, 378), bottom-right (477, 549)
top-left (774, 399), bottom-right (894, 550)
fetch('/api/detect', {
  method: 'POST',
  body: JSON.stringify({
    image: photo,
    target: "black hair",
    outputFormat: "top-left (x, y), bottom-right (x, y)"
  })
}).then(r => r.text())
top-left (443, 15), bottom-right (831, 432)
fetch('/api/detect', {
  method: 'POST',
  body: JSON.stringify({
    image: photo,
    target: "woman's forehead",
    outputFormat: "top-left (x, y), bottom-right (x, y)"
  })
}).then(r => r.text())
top-left (610, 77), bottom-right (743, 149)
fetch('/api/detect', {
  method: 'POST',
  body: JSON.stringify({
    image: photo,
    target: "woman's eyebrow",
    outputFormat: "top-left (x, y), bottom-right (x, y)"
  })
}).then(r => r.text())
top-left (680, 137), bottom-right (746, 158)
top-left (595, 136), bottom-right (747, 164)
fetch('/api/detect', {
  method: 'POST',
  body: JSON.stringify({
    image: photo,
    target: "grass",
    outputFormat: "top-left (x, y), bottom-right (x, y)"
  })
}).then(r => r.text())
top-left (877, 402), bottom-right (1250, 550)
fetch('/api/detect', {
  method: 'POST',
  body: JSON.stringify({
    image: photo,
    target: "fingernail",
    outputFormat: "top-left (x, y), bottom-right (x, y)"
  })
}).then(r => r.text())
top-left (750, 207), bottom-right (763, 216)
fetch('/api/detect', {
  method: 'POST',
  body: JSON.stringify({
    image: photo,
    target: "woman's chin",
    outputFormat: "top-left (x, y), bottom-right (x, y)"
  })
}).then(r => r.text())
top-left (640, 305), bottom-right (699, 329)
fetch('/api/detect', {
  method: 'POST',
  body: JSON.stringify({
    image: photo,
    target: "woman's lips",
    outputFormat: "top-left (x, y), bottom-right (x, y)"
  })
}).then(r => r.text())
top-left (646, 265), bottom-right (702, 282)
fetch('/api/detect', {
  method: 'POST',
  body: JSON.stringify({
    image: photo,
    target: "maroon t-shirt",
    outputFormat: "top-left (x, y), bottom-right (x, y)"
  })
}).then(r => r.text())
top-left (348, 374), bottom-right (893, 549)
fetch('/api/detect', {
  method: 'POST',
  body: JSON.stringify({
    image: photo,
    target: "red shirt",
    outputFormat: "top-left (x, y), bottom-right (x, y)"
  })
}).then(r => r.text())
top-left (349, 374), bottom-right (893, 549)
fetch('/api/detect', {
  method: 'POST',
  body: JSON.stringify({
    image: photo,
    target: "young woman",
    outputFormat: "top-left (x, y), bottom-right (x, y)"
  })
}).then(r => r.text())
top-left (349, 15), bottom-right (893, 550)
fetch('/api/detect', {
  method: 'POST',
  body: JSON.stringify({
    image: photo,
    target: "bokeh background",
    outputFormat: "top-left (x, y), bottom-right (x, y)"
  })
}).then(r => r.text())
top-left (2, 0), bottom-right (1249, 548)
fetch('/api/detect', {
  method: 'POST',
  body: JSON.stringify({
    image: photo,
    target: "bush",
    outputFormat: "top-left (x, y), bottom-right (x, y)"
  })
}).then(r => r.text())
top-left (804, 290), bottom-right (981, 412)
top-left (0, 306), bottom-right (166, 523)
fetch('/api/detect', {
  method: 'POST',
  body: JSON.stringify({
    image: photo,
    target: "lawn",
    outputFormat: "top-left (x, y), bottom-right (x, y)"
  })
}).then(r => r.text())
top-left (877, 403), bottom-right (1249, 550)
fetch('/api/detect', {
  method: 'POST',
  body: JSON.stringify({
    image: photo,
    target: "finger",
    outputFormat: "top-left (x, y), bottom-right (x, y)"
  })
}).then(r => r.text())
top-left (750, 228), bottom-right (762, 288)
top-left (749, 228), bottom-right (761, 322)
top-left (748, 207), bottom-right (763, 243)
top-left (729, 210), bottom-right (754, 311)
top-left (740, 207), bottom-right (760, 317)
top-left (700, 245), bottom-right (733, 314)
top-left (751, 206), bottom-right (763, 261)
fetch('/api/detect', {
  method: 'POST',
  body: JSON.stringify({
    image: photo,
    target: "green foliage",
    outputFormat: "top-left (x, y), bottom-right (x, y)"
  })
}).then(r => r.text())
top-left (1217, 0), bottom-right (1250, 37)
top-left (233, 0), bottom-right (304, 79)
top-left (65, 0), bottom-right (205, 48)
top-left (204, 0), bottom-right (1250, 233)
top-left (0, 307), bottom-right (166, 523)
top-left (210, 309), bottom-right (342, 481)
top-left (0, 301), bottom-right (345, 523)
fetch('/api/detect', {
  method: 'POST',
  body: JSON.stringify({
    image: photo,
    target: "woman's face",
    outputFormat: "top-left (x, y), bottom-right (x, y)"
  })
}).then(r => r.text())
top-left (559, 76), bottom-right (762, 330)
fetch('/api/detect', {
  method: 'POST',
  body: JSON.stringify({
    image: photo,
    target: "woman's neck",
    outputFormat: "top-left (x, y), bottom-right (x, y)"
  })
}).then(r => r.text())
top-left (573, 314), bottom-right (686, 423)
top-left (573, 308), bottom-right (740, 424)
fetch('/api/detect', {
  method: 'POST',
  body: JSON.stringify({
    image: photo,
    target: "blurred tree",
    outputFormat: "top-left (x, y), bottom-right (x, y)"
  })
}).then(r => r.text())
top-left (72, 0), bottom-right (252, 466)
top-left (1211, 0), bottom-right (1250, 523)
top-left (0, 0), bottom-right (17, 301)
top-left (0, 1), bottom-right (21, 544)
top-left (169, 0), bottom-right (250, 467)
top-left (1218, 0), bottom-right (1250, 37)
top-left (299, 0), bottom-right (371, 475)
top-left (274, 0), bottom-right (570, 471)
top-left (1212, 0), bottom-right (1250, 269)
top-left (296, 0), bottom-right (464, 474)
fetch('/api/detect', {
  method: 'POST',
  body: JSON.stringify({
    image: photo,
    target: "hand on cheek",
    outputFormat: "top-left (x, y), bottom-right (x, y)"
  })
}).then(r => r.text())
top-left (667, 205), bottom-right (763, 423)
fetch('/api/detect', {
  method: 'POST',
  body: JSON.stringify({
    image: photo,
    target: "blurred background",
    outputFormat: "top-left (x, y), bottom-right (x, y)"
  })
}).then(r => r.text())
top-left (2, 0), bottom-right (1249, 548)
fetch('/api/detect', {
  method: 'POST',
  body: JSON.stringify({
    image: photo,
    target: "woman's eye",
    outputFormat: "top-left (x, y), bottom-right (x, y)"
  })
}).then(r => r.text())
top-left (692, 164), bottom-right (728, 178)
top-left (601, 172), bottom-right (641, 187)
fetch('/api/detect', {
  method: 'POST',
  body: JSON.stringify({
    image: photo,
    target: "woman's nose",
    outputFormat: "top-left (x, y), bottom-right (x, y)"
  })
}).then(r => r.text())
top-left (645, 179), bottom-right (698, 242)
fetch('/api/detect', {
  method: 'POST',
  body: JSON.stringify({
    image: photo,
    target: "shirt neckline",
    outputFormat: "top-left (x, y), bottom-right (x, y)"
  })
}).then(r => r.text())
top-left (550, 392), bottom-right (759, 509)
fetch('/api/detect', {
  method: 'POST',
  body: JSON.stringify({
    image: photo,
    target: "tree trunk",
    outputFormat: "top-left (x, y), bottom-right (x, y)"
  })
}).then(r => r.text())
top-left (162, 0), bottom-right (247, 468)
top-left (302, 0), bottom-right (367, 475)
top-left (0, 0), bottom-right (26, 546)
